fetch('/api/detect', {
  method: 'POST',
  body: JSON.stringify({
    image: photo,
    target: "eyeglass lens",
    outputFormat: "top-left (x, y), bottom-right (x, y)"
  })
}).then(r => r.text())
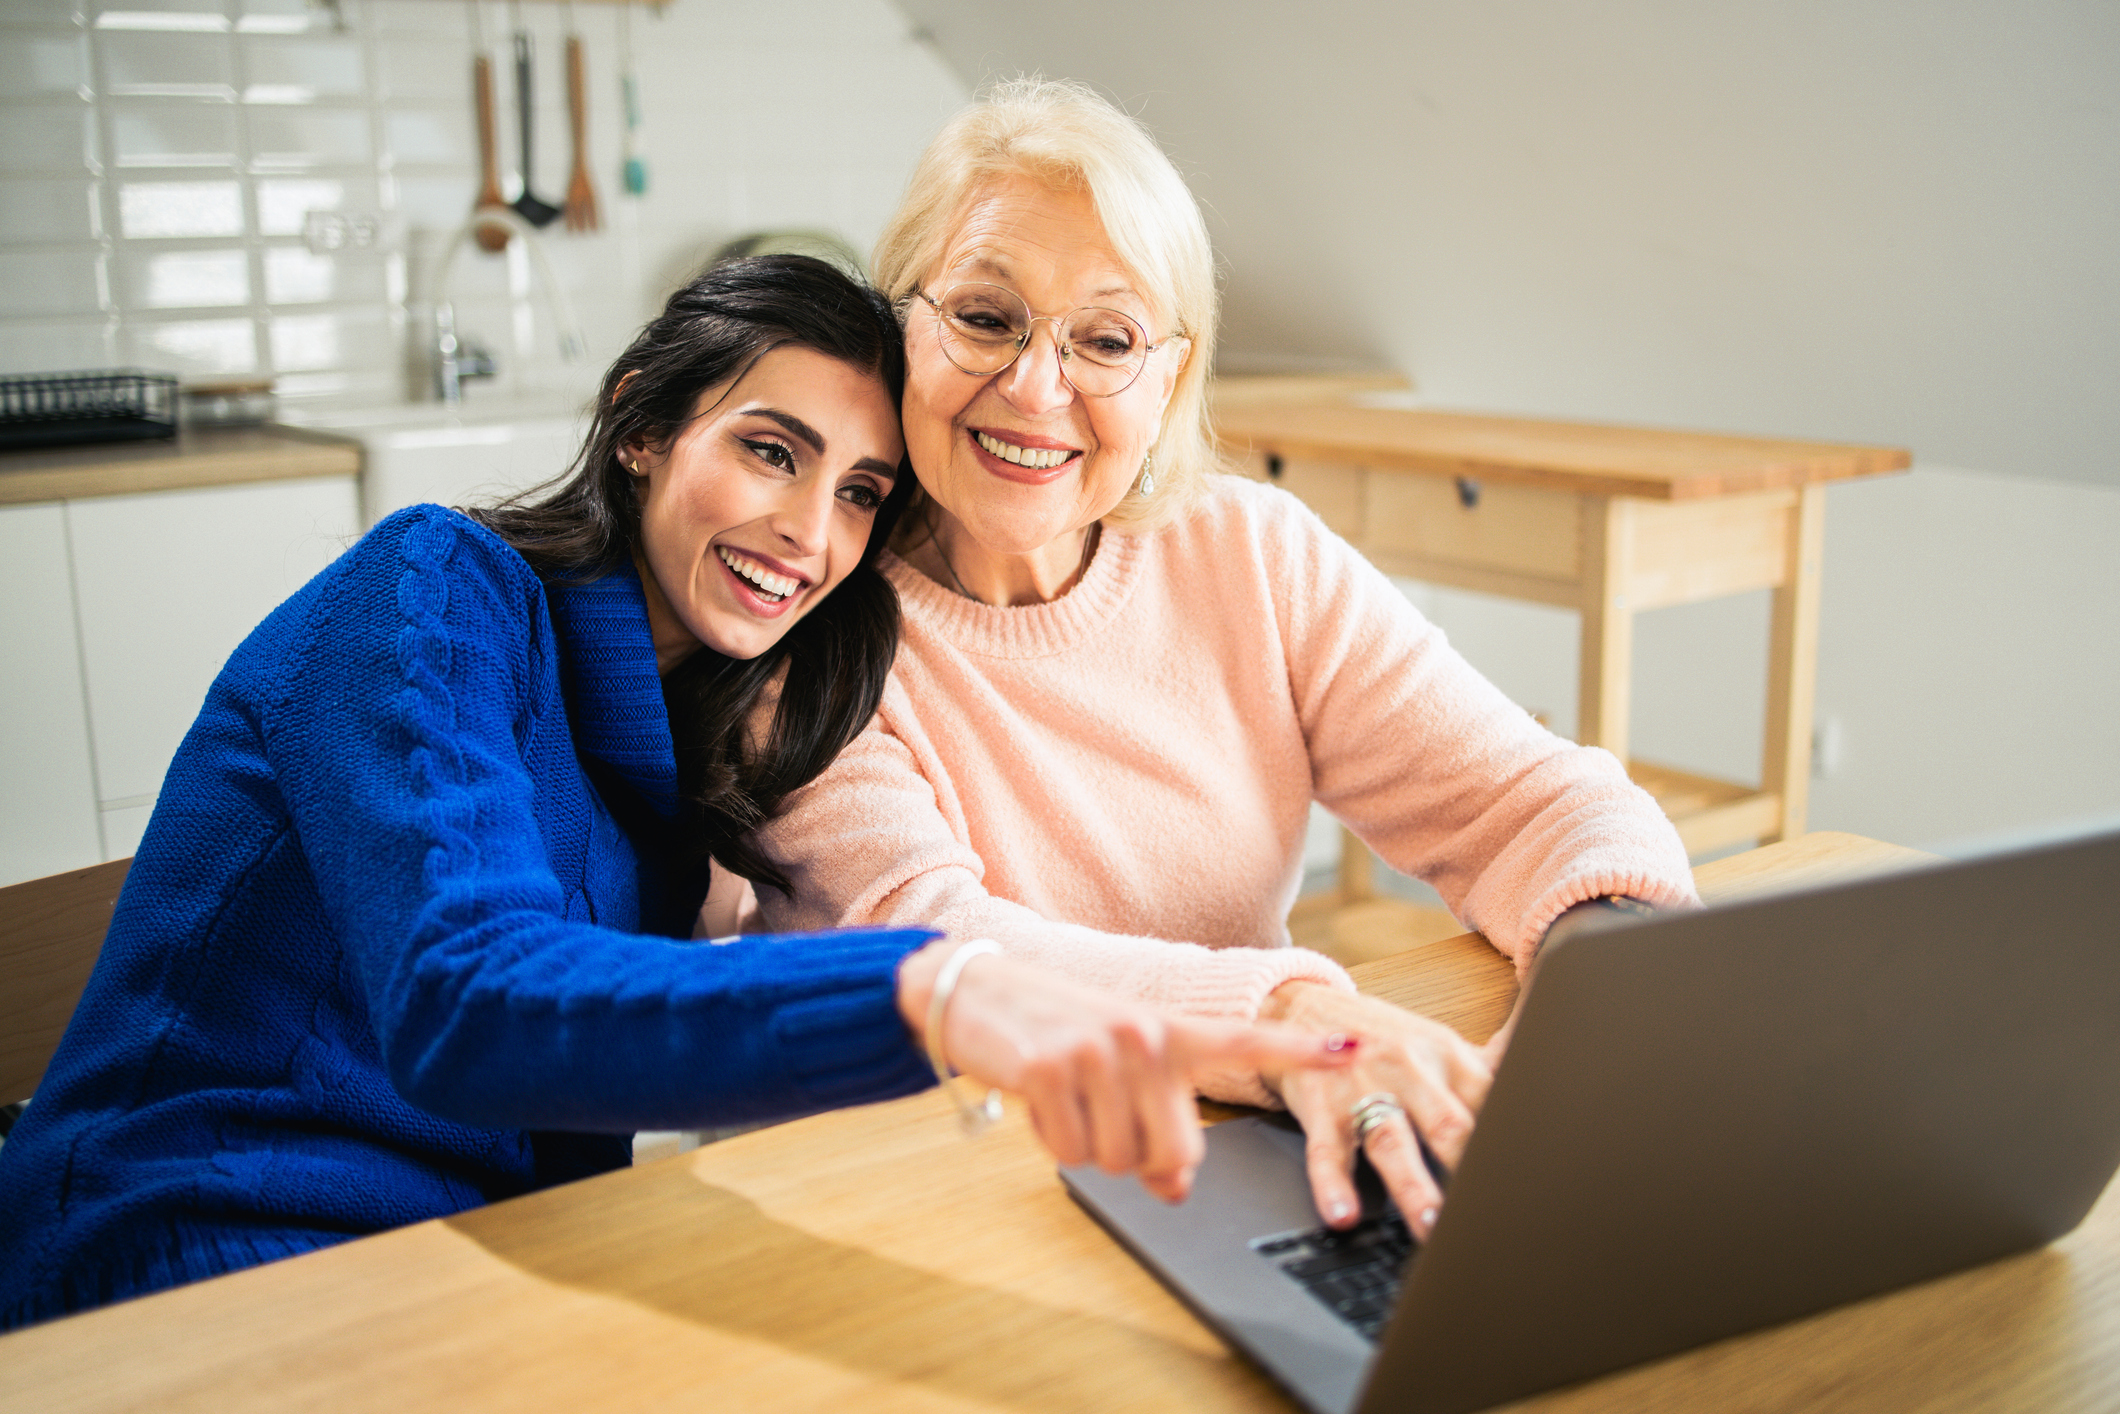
top-left (933, 283), bottom-right (1148, 395)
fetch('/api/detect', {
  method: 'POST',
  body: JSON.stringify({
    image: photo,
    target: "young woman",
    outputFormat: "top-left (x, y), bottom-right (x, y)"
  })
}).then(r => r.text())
top-left (0, 257), bottom-right (1349, 1330)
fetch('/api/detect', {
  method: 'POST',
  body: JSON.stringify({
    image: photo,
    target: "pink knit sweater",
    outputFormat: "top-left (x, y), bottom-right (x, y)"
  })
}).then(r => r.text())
top-left (756, 474), bottom-right (1697, 1030)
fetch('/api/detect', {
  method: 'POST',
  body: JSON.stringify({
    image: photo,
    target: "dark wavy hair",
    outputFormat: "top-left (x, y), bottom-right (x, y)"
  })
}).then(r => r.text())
top-left (470, 254), bottom-right (912, 897)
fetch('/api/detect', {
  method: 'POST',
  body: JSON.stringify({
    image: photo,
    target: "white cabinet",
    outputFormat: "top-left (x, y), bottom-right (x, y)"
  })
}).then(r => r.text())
top-left (0, 502), bottom-right (103, 885)
top-left (0, 476), bottom-right (360, 884)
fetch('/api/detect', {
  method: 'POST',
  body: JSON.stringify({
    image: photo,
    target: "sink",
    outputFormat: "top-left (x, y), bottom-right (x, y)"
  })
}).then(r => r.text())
top-left (280, 398), bottom-right (594, 529)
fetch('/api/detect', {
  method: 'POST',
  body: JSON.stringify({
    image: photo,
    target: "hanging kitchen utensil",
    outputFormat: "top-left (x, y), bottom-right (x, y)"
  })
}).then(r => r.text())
top-left (562, 29), bottom-right (599, 230)
top-left (619, 2), bottom-right (647, 197)
top-left (468, 2), bottom-right (509, 251)
top-left (510, 17), bottom-right (563, 228)
top-left (471, 51), bottom-right (511, 251)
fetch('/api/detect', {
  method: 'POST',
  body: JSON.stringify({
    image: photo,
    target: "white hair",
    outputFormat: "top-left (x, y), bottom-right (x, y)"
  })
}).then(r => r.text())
top-left (872, 77), bottom-right (1220, 529)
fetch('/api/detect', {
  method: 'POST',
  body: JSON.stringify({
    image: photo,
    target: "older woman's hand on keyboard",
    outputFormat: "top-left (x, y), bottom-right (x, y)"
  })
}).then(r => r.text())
top-left (1257, 981), bottom-right (1503, 1240)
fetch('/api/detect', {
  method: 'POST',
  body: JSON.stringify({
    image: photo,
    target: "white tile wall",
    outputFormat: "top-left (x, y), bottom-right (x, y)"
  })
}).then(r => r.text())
top-left (0, 179), bottom-right (103, 242)
top-left (0, 0), bottom-right (970, 404)
top-left (0, 106), bottom-right (96, 173)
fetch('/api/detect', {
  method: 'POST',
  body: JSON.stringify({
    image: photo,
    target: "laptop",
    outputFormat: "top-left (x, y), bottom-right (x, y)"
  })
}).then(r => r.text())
top-left (1063, 829), bottom-right (2120, 1414)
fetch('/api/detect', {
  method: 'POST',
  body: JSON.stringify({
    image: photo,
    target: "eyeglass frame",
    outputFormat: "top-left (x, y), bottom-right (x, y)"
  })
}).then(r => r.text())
top-left (909, 282), bottom-right (1190, 398)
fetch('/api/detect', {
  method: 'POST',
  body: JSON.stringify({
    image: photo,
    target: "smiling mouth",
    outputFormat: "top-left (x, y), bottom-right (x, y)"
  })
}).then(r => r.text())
top-left (718, 547), bottom-right (803, 604)
top-left (974, 430), bottom-right (1080, 470)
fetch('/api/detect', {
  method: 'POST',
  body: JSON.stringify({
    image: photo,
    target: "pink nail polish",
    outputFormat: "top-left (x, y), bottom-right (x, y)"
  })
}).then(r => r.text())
top-left (1420, 1207), bottom-right (1439, 1232)
top-left (1325, 1033), bottom-right (1357, 1053)
top-left (1330, 1200), bottom-right (1353, 1222)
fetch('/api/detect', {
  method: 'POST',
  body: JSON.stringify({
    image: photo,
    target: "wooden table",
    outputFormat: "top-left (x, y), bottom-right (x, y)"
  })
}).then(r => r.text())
top-left (1216, 388), bottom-right (1910, 859)
top-left (6, 831), bottom-right (2114, 1412)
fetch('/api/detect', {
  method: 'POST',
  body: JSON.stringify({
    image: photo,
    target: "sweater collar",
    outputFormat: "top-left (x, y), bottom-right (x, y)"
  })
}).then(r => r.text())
top-left (880, 523), bottom-right (1144, 660)
top-left (545, 561), bottom-right (680, 820)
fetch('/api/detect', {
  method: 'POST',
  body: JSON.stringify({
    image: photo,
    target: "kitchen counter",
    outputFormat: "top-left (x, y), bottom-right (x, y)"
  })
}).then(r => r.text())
top-left (0, 424), bottom-right (363, 506)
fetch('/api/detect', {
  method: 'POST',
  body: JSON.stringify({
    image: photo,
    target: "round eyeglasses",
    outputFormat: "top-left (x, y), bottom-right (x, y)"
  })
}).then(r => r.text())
top-left (914, 282), bottom-right (1185, 398)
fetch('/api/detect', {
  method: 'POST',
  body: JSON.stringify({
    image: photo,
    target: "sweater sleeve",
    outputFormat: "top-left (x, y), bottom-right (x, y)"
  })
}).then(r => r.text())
top-left (266, 510), bottom-right (935, 1133)
top-left (1263, 491), bottom-right (1699, 969)
top-left (753, 680), bottom-right (1354, 1107)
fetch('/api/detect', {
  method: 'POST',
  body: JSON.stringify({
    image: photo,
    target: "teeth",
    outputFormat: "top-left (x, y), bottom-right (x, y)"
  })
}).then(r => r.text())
top-left (718, 547), bottom-right (799, 601)
top-left (976, 430), bottom-right (1074, 470)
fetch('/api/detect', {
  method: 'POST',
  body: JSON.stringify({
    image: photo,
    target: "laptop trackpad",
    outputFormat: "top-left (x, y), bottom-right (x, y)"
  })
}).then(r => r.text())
top-left (1062, 1115), bottom-right (1387, 1414)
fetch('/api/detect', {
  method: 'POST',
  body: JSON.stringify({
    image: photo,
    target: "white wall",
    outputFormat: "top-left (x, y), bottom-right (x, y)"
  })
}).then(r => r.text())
top-left (0, 0), bottom-right (968, 408)
top-left (901, 0), bottom-right (2120, 853)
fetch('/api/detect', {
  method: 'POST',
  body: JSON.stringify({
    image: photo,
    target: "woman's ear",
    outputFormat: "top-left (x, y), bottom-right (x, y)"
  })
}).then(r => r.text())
top-left (1144, 340), bottom-right (1187, 423)
top-left (610, 368), bottom-right (649, 477)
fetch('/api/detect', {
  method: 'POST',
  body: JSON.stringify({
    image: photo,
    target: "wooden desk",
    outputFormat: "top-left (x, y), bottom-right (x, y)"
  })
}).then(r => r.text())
top-left (4, 834), bottom-right (2114, 1413)
top-left (1216, 391), bottom-right (1910, 859)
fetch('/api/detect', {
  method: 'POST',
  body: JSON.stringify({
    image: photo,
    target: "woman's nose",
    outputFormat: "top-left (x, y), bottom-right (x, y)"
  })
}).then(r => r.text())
top-left (996, 320), bottom-right (1076, 413)
top-left (770, 477), bottom-right (836, 555)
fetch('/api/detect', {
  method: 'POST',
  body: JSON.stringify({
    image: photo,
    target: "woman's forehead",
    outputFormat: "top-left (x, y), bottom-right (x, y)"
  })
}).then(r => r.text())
top-left (937, 179), bottom-right (1162, 317)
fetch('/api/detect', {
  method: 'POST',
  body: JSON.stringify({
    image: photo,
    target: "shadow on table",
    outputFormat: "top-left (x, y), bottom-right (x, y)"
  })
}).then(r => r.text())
top-left (444, 1159), bottom-right (1285, 1410)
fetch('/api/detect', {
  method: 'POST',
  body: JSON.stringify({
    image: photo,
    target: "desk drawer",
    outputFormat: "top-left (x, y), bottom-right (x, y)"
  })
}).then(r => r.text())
top-left (1269, 456), bottom-right (1366, 541)
top-left (1365, 472), bottom-right (1582, 582)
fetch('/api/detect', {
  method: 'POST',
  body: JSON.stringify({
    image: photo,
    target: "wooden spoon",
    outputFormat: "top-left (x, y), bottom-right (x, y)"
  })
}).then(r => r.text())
top-left (471, 52), bottom-right (510, 252)
top-left (563, 33), bottom-right (599, 232)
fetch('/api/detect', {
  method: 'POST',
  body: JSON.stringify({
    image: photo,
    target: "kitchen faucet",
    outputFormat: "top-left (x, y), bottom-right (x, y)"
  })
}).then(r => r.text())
top-left (428, 206), bottom-right (586, 404)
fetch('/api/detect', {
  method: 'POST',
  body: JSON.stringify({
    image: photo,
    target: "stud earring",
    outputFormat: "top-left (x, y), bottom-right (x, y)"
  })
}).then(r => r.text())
top-left (1137, 449), bottom-right (1156, 497)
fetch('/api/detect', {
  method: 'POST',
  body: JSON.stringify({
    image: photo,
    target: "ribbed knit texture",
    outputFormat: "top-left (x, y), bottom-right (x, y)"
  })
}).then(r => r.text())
top-left (755, 476), bottom-right (1697, 1102)
top-left (0, 506), bottom-right (935, 1331)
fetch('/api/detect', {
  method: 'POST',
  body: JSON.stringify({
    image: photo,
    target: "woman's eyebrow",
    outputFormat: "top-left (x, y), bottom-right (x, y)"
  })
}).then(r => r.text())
top-left (743, 407), bottom-right (826, 454)
top-left (955, 254), bottom-right (1140, 306)
top-left (954, 253), bottom-right (1015, 283)
top-left (744, 406), bottom-right (897, 479)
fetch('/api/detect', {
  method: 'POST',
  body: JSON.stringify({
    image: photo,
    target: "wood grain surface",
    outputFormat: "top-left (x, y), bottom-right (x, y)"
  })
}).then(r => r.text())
top-left (4, 833), bottom-right (2113, 1414)
top-left (0, 424), bottom-right (361, 505)
top-left (0, 856), bottom-right (129, 1103)
top-left (1215, 403), bottom-right (1909, 502)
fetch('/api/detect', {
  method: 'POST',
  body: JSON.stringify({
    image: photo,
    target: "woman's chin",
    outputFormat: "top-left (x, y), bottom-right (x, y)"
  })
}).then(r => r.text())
top-left (954, 508), bottom-right (1083, 559)
top-left (690, 608), bottom-right (800, 662)
top-left (938, 471), bottom-right (1120, 556)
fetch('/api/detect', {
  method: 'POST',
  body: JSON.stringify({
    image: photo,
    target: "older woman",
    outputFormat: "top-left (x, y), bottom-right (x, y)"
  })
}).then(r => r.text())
top-left (754, 81), bottom-right (1698, 1236)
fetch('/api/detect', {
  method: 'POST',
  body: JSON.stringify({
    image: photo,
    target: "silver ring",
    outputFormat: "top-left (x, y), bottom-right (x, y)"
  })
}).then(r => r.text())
top-left (1349, 1091), bottom-right (1406, 1143)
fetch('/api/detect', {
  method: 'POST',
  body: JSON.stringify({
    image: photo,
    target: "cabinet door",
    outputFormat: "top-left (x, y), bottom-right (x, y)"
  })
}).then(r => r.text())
top-left (0, 502), bottom-right (103, 886)
top-left (66, 477), bottom-right (360, 858)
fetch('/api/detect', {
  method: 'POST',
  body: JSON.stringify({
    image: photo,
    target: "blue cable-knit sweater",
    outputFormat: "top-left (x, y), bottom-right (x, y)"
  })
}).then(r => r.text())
top-left (0, 506), bottom-right (935, 1329)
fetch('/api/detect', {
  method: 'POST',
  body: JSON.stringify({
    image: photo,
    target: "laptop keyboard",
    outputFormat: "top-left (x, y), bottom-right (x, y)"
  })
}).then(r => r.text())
top-left (1250, 1208), bottom-right (1419, 1342)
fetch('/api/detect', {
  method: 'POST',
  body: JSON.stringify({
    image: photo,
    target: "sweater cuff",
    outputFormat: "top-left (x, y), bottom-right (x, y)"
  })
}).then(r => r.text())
top-left (1157, 943), bottom-right (1357, 1024)
top-left (1156, 944), bottom-right (1355, 1110)
top-left (1516, 870), bottom-right (1704, 977)
top-left (751, 928), bottom-right (939, 1107)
